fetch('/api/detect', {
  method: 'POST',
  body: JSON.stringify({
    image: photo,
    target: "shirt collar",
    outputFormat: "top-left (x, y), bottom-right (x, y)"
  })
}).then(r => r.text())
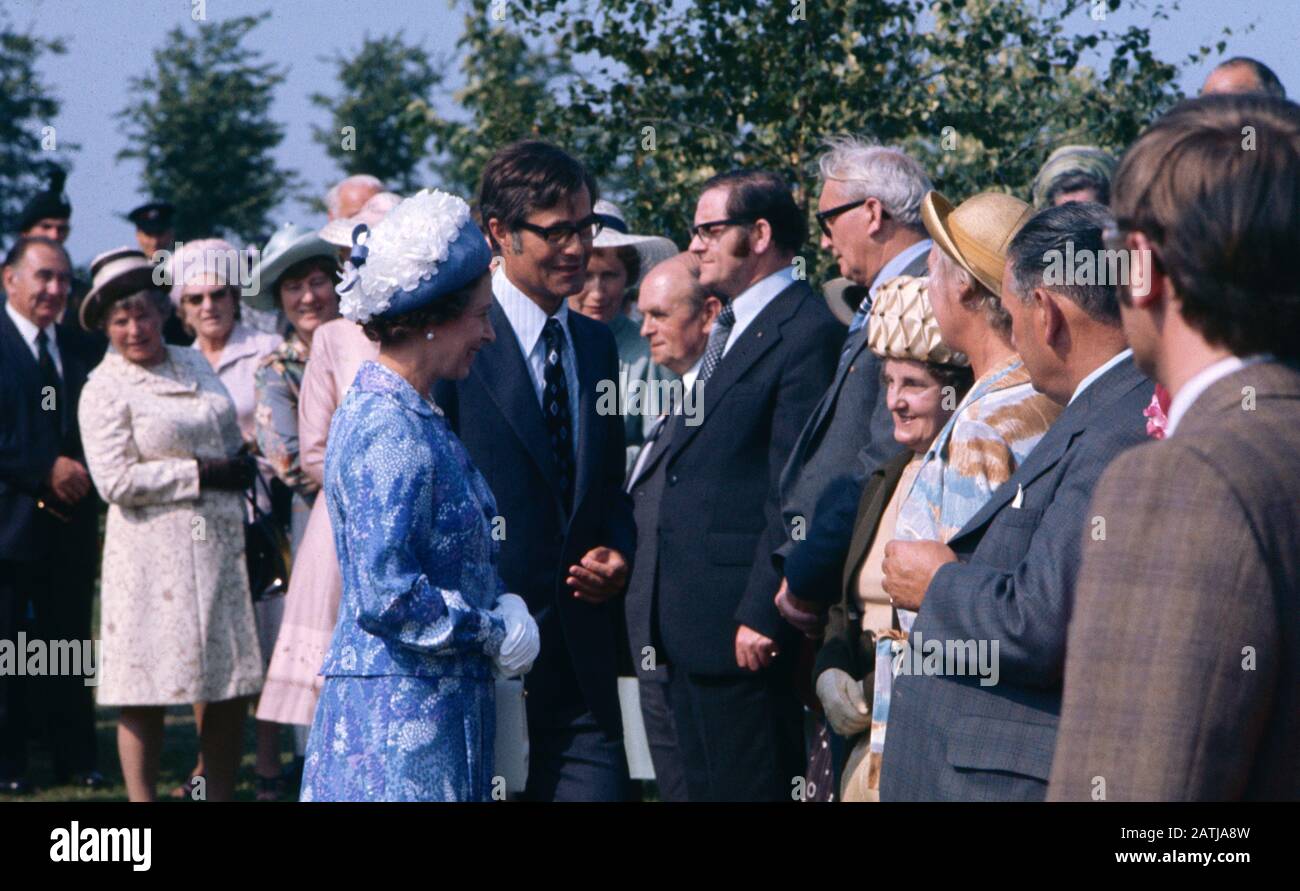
top-left (680, 355), bottom-right (704, 392)
top-left (5, 300), bottom-right (55, 348)
top-left (728, 265), bottom-right (795, 332)
top-left (493, 266), bottom-right (569, 354)
top-left (869, 238), bottom-right (932, 298)
top-left (1068, 348), bottom-right (1133, 406)
top-left (1166, 353), bottom-right (1272, 435)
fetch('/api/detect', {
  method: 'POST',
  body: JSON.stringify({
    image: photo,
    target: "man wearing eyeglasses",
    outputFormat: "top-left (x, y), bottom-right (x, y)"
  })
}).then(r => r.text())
top-left (435, 140), bottom-right (636, 801)
top-left (648, 169), bottom-right (841, 801)
top-left (774, 140), bottom-right (933, 639)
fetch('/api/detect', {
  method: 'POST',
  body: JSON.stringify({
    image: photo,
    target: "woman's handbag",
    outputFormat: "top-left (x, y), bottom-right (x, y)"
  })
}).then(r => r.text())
top-left (245, 470), bottom-right (291, 603)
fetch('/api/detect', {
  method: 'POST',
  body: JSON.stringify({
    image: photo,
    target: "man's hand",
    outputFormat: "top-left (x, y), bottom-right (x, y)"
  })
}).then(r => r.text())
top-left (46, 456), bottom-right (91, 505)
top-left (774, 577), bottom-right (825, 638)
top-left (881, 539), bottom-right (958, 611)
top-left (735, 624), bottom-right (778, 672)
top-left (567, 547), bottom-right (629, 604)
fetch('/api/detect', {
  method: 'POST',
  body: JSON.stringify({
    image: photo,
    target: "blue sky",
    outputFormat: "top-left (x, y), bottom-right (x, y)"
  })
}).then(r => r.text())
top-left (4, 0), bottom-right (1291, 264)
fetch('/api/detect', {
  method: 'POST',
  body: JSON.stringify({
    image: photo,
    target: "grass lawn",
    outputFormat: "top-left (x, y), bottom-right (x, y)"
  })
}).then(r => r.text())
top-left (0, 701), bottom-right (298, 803)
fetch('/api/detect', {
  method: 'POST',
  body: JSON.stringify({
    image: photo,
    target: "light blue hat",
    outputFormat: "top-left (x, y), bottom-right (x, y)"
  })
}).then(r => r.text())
top-left (337, 189), bottom-right (491, 322)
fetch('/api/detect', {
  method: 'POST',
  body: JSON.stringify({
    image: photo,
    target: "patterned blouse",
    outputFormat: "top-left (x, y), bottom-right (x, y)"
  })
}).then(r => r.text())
top-left (894, 353), bottom-right (1062, 544)
top-left (254, 334), bottom-right (316, 500)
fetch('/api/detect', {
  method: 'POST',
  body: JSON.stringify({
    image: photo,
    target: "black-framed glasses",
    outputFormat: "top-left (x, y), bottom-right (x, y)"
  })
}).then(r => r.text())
top-left (688, 216), bottom-right (755, 243)
top-left (815, 198), bottom-right (880, 238)
top-left (515, 215), bottom-right (604, 247)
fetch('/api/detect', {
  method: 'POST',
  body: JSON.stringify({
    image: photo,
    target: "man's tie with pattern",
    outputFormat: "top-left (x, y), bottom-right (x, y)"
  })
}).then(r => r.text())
top-left (696, 303), bottom-right (736, 385)
top-left (541, 318), bottom-right (575, 511)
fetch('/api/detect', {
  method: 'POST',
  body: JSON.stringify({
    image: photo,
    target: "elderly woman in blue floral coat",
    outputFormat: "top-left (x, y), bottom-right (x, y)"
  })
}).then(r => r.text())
top-left (300, 190), bottom-right (540, 802)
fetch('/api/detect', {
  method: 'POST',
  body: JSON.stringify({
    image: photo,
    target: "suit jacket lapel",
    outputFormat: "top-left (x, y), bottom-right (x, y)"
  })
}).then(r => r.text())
top-left (0, 310), bottom-right (42, 399)
top-left (474, 301), bottom-right (562, 500)
top-left (664, 282), bottom-right (802, 465)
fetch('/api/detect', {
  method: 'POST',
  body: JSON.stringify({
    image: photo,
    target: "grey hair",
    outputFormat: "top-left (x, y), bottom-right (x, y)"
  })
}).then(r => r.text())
top-left (817, 136), bottom-right (933, 229)
top-left (931, 248), bottom-right (1013, 340)
top-left (325, 174), bottom-right (386, 218)
top-left (102, 288), bottom-right (171, 330)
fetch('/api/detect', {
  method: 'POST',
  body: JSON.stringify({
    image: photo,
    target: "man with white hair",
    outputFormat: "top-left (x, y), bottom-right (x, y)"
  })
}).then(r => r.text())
top-left (774, 138), bottom-right (934, 636)
top-left (324, 174), bottom-right (386, 222)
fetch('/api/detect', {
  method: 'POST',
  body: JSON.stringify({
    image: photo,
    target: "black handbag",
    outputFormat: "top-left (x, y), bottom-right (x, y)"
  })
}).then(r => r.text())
top-left (244, 470), bottom-right (291, 603)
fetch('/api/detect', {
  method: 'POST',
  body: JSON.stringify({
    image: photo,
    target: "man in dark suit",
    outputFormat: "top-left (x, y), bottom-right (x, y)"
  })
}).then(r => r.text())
top-left (623, 253), bottom-right (720, 802)
top-left (773, 140), bottom-right (933, 631)
top-left (1050, 94), bottom-right (1300, 800)
top-left (435, 141), bottom-right (636, 801)
top-left (650, 170), bottom-right (842, 801)
top-left (877, 202), bottom-right (1154, 800)
top-left (0, 237), bottom-right (103, 793)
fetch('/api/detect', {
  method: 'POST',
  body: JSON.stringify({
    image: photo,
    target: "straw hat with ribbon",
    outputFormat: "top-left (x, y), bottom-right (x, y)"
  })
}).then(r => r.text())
top-left (590, 199), bottom-right (678, 285)
top-left (80, 247), bottom-right (163, 330)
top-left (920, 190), bottom-right (1033, 296)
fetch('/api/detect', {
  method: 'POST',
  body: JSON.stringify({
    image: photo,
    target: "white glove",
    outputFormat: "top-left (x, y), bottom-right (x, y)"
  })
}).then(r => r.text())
top-left (816, 668), bottom-right (871, 737)
top-left (492, 593), bottom-right (539, 678)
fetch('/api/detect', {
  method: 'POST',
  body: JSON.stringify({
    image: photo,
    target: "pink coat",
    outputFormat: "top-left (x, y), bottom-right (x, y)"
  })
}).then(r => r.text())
top-left (256, 318), bottom-right (377, 726)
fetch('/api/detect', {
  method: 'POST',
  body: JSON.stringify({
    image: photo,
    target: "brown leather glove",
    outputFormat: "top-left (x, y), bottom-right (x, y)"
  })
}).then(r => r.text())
top-left (197, 455), bottom-right (256, 492)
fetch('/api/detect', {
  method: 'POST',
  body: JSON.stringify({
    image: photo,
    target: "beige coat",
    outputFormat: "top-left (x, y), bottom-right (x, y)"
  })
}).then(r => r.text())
top-left (80, 346), bottom-right (263, 706)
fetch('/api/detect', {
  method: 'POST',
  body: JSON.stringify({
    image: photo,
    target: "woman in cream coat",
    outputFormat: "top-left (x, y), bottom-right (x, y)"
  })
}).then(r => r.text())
top-left (78, 249), bottom-right (263, 801)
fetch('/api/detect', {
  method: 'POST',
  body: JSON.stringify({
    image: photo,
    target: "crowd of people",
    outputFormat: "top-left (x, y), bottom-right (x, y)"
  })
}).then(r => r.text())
top-left (0, 55), bottom-right (1296, 802)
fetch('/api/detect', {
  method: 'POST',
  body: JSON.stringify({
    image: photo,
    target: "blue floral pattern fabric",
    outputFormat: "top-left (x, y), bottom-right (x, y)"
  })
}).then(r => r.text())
top-left (301, 360), bottom-right (508, 802)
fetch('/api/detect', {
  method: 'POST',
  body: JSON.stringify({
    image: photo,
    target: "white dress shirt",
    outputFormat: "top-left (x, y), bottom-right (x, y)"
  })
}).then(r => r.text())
top-left (1068, 348), bottom-right (1133, 406)
top-left (722, 266), bottom-right (796, 356)
top-left (5, 299), bottom-right (64, 377)
top-left (1165, 353), bottom-right (1272, 436)
top-left (493, 267), bottom-right (582, 459)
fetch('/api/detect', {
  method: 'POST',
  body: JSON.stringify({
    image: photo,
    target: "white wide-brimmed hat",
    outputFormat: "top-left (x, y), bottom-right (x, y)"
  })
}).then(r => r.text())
top-left (318, 191), bottom-right (403, 249)
top-left (590, 199), bottom-right (678, 285)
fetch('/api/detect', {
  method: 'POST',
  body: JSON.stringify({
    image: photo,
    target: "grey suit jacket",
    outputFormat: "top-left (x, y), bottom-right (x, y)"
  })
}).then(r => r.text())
top-left (773, 249), bottom-right (928, 604)
top-left (1048, 360), bottom-right (1300, 801)
top-left (879, 355), bottom-right (1153, 801)
top-left (624, 418), bottom-right (671, 682)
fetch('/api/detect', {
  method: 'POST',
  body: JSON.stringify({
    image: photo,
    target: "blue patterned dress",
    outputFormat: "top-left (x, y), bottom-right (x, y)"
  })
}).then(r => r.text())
top-left (300, 361), bottom-right (508, 801)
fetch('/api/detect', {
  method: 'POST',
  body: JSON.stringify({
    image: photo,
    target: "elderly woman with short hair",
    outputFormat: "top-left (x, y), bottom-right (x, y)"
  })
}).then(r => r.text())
top-left (77, 248), bottom-right (263, 802)
top-left (813, 275), bottom-right (974, 801)
top-left (894, 191), bottom-right (1062, 561)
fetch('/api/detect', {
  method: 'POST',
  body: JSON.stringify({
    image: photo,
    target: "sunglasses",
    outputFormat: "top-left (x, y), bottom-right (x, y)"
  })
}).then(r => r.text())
top-left (815, 198), bottom-right (887, 238)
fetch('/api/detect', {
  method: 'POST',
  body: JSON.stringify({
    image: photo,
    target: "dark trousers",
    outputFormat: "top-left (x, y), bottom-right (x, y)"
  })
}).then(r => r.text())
top-left (638, 675), bottom-right (689, 802)
top-left (670, 667), bottom-right (804, 802)
top-left (0, 556), bottom-right (98, 781)
top-left (521, 705), bottom-right (630, 802)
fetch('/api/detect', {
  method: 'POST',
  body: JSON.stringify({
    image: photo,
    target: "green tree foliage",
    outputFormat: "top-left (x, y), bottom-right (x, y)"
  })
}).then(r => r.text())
top-left (479, 0), bottom-right (1195, 263)
top-left (117, 13), bottom-right (300, 244)
top-left (311, 32), bottom-right (443, 194)
top-left (418, 0), bottom-right (574, 197)
top-left (0, 27), bottom-right (75, 236)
